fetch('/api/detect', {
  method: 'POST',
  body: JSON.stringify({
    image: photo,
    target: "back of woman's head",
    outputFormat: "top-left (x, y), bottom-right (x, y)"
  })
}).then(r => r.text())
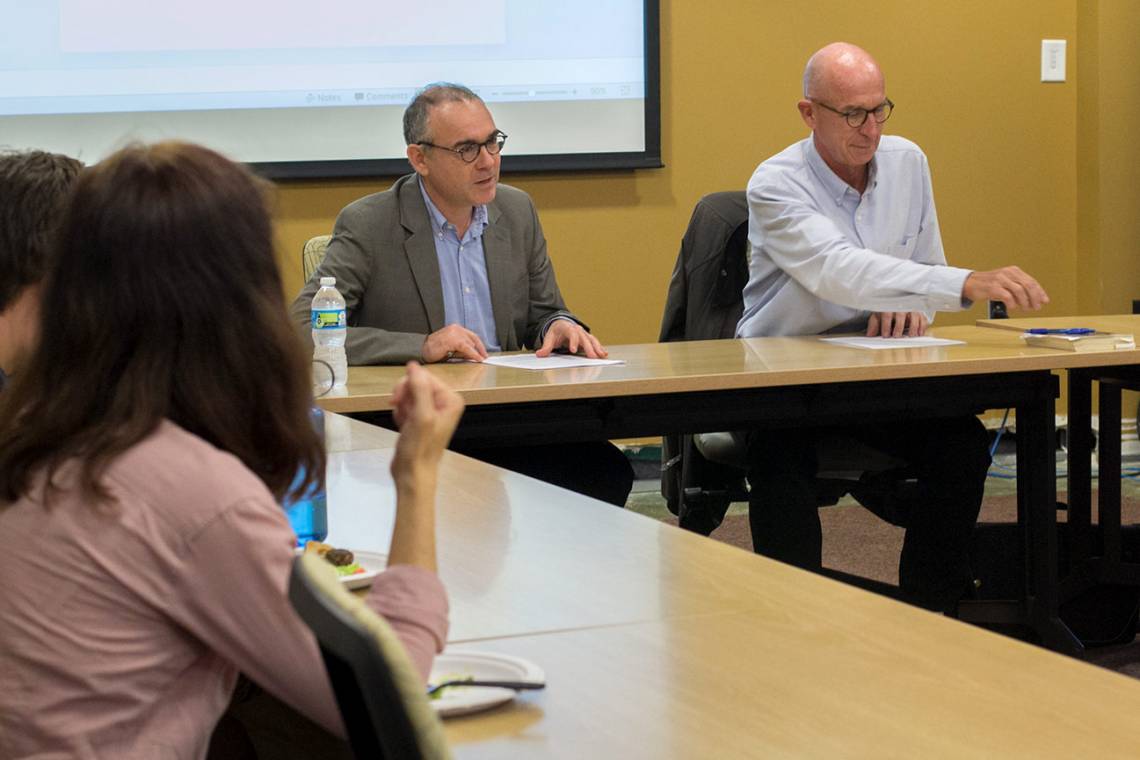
top-left (0, 141), bottom-right (323, 505)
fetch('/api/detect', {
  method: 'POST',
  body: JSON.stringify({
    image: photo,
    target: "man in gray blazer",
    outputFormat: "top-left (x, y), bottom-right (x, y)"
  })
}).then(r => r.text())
top-left (290, 83), bottom-right (632, 506)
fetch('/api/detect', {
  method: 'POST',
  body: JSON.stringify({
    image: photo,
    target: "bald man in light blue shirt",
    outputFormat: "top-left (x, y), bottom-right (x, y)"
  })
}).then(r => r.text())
top-left (737, 134), bottom-right (969, 338)
top-left (735, 42), bottom-right (1048, 612)
top-left (738, 46), bottom-right (1046, 340)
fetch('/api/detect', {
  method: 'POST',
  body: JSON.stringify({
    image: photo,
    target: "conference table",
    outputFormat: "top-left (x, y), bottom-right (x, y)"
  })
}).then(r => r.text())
top-left (976, 315), bottom-right (1140, 628)
top-left (322, 412), bottom-right (1140, 758)
top-left (318, 321), bottom-right (1140, 653)
top-left (316, 323), bottom-right (1140, 453)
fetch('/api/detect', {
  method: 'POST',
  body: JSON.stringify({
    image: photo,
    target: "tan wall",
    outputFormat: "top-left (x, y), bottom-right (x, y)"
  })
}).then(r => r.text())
top-left (1076, 0), bottom-right (1140, 419)
top-left (273, 1), bottom-right (1086, 345)
top-left (1080, 0), bottom-right (1140, 315)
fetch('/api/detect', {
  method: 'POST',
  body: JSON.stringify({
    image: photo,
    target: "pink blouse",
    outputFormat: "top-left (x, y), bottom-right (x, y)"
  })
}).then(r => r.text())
top-left (0, 421), bottom-right (448, 759)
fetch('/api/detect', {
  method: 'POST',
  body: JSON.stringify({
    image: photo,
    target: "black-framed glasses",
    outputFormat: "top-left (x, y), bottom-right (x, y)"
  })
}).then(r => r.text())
top-left (811, 98), bottom-right (894, 128)
top-left (419, 131), bottom-right (508, 163)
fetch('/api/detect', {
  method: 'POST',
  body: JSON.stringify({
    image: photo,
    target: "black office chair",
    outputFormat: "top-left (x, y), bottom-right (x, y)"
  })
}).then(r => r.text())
top-left (659, 191), bottom-right (910, 536)
top-left (288, 553), bottom-right (452, 760)
top-left (659, 192), bottom-right (751, 532)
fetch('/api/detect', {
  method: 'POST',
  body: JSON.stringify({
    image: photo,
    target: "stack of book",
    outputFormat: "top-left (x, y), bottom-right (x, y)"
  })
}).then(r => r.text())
top-left (1021, 330), bottom-right (1136, 352)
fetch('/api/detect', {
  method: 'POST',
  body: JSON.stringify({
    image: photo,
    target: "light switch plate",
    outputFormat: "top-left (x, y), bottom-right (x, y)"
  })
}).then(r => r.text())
top-left (1041, 39), bottom-right (1066, 82)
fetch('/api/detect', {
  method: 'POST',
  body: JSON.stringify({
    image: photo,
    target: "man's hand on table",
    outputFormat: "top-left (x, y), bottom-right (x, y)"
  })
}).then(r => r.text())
top-left (963, 266), bottom-right (1050, 312)
top-left (421, 324), bottom-right (488, 363)
top-left (866, 312), bottom-right (928, 337)
top-left (535, 319), bottom-right (608, 358)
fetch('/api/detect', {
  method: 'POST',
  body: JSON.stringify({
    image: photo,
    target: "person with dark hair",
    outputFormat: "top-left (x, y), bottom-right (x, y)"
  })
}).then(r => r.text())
top-left (0, 141), bottom-right (463, 758)
top-left (0, 149), bottom-right (83, 389)
top-left (289, 82), bottom-right (634, 508)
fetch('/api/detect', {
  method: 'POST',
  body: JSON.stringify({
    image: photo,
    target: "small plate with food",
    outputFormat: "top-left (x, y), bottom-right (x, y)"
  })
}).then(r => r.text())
top-left (298, 541), bottom-right (387, 590)
top-left (428, 650), bottom-right (545, 718)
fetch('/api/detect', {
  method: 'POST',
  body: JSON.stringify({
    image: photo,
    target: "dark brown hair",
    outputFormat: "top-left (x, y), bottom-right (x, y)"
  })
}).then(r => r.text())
top-left (0, 150), bottom-right (83, 310)
top-left (403, 82), bottom-right (481, 145)
top-left (0, 141), bottom-right (323, 505)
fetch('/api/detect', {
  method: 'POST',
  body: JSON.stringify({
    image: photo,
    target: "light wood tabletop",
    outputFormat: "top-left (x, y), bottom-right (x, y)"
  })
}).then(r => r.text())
top-left (322, 414), bottom-right (1140, 758)
top-left (324, 409), bottom-right (396, 452)
top-left (441, 605), bottom-right (1140, 759)
top-left (317, 321), bottom-right (1140, 414)
top-left (324, 414), bottom-right (803, 643)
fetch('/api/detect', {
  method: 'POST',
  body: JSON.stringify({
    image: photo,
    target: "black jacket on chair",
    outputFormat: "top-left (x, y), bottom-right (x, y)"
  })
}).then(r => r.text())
top-left (659, 192), bottom-right (749, 344)
top-left (658, 192), bottom-right (749, 532)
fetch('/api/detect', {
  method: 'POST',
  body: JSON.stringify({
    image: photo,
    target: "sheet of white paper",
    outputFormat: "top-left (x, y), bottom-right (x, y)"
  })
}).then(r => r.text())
top-left (481, 354), bottom-right (626, 370)
top-left (818, 336), bottom-right (966, 350)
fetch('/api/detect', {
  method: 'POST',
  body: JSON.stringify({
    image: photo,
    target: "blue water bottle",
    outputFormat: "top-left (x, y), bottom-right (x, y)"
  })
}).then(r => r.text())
top-left (284, 406), bottom-right (328, 546)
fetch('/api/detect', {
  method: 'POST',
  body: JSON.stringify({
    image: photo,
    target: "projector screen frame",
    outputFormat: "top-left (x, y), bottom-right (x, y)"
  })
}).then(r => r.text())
top-left (251, 0), bottom-right (662, 181)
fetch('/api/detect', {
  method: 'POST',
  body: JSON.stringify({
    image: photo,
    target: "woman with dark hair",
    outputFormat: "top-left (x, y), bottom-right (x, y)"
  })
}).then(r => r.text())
top-left (0, 141), bottom-right (462, 758)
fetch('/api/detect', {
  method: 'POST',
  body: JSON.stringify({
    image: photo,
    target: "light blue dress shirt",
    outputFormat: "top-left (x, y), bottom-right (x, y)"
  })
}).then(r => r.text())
top-left (418, 179), bottom-right (502, 351)
top-left (736, 135), bottom-right (971, 338)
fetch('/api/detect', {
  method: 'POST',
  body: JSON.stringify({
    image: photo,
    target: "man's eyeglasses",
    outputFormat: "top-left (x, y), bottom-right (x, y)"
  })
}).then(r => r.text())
top-left (419, 131), bottom-right (508, 163)
top-left (811, 98), bottom-right (894, 128)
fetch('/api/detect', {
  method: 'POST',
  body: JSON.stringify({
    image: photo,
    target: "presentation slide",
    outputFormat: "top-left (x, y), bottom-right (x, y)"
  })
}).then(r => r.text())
top-left (0, 0), bottom-right (656, 176)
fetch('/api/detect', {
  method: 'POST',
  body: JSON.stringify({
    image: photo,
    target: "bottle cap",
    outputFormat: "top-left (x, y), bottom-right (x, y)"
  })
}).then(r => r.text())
top-left (320, 276), bottom-right (336, 286)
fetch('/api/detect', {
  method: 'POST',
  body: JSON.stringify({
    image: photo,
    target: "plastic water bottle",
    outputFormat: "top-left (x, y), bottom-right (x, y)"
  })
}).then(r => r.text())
top-left (284, 406), bottom-right (328, 546)
top-left (311, 276), bottom-right (347, 389)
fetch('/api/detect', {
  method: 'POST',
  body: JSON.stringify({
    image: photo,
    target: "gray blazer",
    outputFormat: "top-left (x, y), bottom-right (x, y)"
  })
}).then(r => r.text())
top-left (290, 173), bottom-right (579, 365)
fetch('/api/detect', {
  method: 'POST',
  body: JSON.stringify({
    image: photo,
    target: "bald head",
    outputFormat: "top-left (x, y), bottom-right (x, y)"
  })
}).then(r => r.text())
top-left (796, 43), bottom-right (889, 191)
top-left (802, 42), bottom-right (884, 100)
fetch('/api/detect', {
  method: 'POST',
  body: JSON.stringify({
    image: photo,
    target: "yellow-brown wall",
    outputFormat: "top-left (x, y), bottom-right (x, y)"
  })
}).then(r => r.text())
top-left (1079, 1), bottom-right (1140, 315)
top-left (274, 1), bottom-right (1135, 346)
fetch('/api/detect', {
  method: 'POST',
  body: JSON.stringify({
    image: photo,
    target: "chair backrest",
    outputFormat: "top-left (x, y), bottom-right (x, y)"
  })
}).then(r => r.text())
top-left (659, 191), bottom-right (749, 343)
top-left (288, 553), bottom-right (452, 760)
top-left (303, 234), bottom-right (332, 282)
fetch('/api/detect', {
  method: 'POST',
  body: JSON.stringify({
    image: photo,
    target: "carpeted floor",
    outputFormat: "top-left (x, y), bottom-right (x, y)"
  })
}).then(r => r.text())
top-left (626, 463), bottom-right (1140, 679)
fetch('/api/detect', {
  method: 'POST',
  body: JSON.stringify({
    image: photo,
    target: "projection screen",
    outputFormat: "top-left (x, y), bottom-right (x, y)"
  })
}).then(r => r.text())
top-left (0, 0), bottom-right (662, 178)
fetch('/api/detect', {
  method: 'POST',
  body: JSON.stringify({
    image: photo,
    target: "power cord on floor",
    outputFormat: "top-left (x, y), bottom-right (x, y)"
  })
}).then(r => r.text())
top-left (985, 407), bottom-right (1140, 481)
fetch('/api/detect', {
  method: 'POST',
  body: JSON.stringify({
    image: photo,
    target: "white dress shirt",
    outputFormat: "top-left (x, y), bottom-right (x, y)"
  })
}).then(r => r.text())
top-left (736, 134), bottom-right (972, 337)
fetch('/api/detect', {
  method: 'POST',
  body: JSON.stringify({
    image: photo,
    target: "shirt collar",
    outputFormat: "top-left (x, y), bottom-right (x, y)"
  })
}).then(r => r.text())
top-left (417, 176), bottom-right (488, 239)
top-left (804, 137), bottom-right (877, 204)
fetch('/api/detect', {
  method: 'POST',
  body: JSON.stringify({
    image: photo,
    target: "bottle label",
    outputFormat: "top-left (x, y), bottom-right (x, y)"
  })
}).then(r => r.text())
top-left (311, 309), bottom-right (346, 329)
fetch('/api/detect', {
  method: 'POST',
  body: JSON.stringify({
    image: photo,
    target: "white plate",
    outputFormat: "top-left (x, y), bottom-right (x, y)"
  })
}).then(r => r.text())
top-left (338, 549), bottom-right (387, 590)
top-left (295, 547), bottom-right (387, 590)
top-left (428, 651), bottom-right (545, 718)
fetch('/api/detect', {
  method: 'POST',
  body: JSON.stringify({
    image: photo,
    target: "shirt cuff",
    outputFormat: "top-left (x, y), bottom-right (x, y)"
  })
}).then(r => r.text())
top-left (538, 315), bottom-right (577, 343)
top-left (926, 266), bottom-right (973, 311)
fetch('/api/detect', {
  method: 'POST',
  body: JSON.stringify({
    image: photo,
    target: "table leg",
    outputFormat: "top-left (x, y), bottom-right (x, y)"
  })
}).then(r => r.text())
top-left (1060, 371), bottom-right (1140, 597)
top-left (1067, 369), bottom-right (1094, 563)
top-left (959, 377), bottom-right (1082, 654)
top-left (1019, 395), bottom-right (1083, 654)
top-left (1099, 381), bottom-right (1123, 562)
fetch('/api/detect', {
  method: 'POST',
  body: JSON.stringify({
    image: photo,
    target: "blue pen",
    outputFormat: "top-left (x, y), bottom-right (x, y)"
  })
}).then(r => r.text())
top-left (1025, 328), bottom-right (1096, 335)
